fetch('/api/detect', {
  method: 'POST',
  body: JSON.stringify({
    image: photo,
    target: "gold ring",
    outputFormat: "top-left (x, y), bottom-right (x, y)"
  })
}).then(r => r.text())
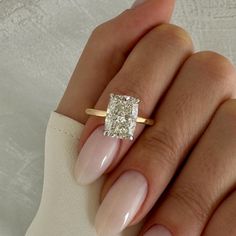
top-left (85, 94), bottom-right (154, 140)
top-left (85, 109), bottom-right (154, 126)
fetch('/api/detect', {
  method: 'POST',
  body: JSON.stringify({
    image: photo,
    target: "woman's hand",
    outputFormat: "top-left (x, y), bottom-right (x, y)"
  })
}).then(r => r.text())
top-left (56, 0), bottom-right (236, 235)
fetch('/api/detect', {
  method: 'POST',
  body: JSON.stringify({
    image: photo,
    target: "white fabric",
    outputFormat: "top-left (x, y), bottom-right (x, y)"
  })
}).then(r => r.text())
top-left (25, 112), bottom-right (141, 236)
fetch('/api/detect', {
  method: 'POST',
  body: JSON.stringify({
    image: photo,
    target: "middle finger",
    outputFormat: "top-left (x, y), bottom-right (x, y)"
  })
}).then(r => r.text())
top-left (97, 51), bottom-right (236, 235)
top-left (142, 99), bottom-right (236, 236)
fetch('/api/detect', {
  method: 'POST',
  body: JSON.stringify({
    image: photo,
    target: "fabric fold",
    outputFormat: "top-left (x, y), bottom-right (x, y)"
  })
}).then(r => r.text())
top-left (25, 112), bottom-right (140, 236)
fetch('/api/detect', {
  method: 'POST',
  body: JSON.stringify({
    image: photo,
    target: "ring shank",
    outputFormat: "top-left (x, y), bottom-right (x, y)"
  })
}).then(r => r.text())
top-left (85, 108), bottom-right (154, 126)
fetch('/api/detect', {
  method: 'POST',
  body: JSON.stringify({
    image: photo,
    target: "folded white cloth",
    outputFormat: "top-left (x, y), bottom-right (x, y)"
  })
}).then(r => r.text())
top-left (26, 112), bottom-right (141, 236)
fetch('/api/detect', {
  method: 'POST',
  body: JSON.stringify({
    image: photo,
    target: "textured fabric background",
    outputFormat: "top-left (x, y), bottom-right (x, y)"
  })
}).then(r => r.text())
top-left (0, 0), bottom-right (236, 235)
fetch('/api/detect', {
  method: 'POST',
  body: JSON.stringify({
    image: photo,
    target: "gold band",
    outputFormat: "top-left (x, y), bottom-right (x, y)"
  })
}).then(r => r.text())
top-left (85, 108), bottom-right (154, 126)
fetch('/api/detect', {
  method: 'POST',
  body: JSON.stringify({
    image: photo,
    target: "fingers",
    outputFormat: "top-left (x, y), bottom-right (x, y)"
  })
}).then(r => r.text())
top-left (141, 99), bottom-right (236, 236)
top-left (56, 0), bottom-right (175, 124)
top-left (97, 52), bottom-right (236, 235)
top-left (203, 190), bottom-right (236, 236)
top-left (75, 24), bottom-right (193, 185)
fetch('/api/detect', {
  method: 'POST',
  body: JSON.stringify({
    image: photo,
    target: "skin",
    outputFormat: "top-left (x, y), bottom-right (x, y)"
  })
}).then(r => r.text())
top-left (56, 0), bottom-right (236, 235)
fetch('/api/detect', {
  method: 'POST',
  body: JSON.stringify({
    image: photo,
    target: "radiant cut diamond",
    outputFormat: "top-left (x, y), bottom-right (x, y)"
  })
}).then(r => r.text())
top-left (104, 94), bottom-right (140, 140)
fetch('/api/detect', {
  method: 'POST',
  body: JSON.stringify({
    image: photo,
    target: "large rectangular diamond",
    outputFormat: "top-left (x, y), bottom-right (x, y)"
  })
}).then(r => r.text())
top-left (104, 94), bottom-right (140, 140)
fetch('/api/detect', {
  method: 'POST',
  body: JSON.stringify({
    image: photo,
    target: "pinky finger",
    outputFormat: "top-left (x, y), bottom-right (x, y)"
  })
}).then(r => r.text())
top-left (203, 190), bottom-right (236, 236)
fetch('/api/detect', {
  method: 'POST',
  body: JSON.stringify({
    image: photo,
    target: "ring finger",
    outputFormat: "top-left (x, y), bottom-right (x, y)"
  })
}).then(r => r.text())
top-left (96, 52), bottom-right (236, 235)
top-left (75, 24), bottom-right (193, 185)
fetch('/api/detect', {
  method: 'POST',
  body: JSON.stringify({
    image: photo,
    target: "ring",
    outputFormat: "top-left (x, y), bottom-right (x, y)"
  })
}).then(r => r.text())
top-left (85, 94), bottom-right (154, 140)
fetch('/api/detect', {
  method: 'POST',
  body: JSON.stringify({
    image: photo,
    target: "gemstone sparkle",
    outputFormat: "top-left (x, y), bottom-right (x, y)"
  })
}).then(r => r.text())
top-left (104, 94), bottom-right (140, 140)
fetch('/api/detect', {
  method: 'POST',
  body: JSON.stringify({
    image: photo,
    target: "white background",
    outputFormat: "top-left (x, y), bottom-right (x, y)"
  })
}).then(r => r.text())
top-left (0, 0), bottom-right (236, 235)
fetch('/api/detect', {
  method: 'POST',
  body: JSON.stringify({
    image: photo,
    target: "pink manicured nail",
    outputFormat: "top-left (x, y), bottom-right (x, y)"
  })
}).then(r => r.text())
top-left (144, 225), bottom-right (172, 236)
top-left (131, 0), bottom-right (146, 8)
top-left (75, 126), bottom-right (120, 185)
top-left (95, 171), bottom-right (148, 236)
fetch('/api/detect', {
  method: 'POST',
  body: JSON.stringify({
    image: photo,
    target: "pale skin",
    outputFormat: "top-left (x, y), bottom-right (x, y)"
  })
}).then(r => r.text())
top-left (56, 0), bottom-right (236, 235)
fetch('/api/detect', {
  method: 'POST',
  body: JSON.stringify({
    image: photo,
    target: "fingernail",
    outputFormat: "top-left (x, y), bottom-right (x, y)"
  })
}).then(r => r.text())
top-left (144, 225), bottom-right (172, 236)
top-left (131, 0), bottom-right (146, 8)
top-left (95, 171), bottom-right (148, 236)
top-left (75, 126), bottom-right (120, 185)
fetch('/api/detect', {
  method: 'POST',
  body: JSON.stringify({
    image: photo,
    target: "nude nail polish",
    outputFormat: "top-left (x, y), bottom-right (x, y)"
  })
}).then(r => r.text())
top-left (74, 126), bottom-right (120, 185)
top-left (144, 225), bottom-right (172, 236)
top-left (95, 171), bottom-right (148, 236)
top-left (131, 0), bottom-right (146, 8)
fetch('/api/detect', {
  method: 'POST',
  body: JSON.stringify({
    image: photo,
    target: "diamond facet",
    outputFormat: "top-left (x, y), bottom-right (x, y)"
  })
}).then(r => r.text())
top-left (104, 94), bottom-right (140, 140)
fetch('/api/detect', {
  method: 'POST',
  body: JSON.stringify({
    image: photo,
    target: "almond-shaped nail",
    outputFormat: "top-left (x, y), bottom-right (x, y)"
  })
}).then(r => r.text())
top-left (95, 171), bottom-right (148, 236)
top-left (75, 126), bottom-right (120, 185)
top-left (144, 225), bottom-right (172, 236)
top-left (131, 0), bottom-right (146, 8)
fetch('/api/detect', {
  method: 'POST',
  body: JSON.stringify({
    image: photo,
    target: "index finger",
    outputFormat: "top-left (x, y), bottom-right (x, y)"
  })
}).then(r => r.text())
top-left (56, 0), bottom-right (175, 123)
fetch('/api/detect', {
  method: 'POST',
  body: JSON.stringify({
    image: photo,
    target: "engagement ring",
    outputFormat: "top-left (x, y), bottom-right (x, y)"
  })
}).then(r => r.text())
top-left (85, 94), bottom-right (154, 140)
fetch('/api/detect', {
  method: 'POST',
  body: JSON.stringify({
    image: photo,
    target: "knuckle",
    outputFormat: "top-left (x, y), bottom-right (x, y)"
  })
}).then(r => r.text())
top-left (141, 127), bottom-right (178, 167)
top-left (90, 22), bottom-right (123, 59)
top-left (168, 183), bottom-right (211, 223)
top-left (91, 9), bottom-right (130, 39)
top-left (90, 24), bottom-right (104, 39)
top-left (90, 23), bottom-right (111, 47)
top-left (217, 99), bottom-right (236, 122)
top-left (188, 51), bottom-right (236, 87)
top-left (154, 24), bottom-right (193, 49)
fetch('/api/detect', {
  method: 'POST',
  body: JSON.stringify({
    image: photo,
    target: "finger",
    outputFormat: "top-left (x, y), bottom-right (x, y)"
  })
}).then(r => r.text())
top-left (203, 190), bottom-right (236, 236)
top-left (97, 52), bottom-right (236, 235)
top-left (56, 0), bottom-right (175, 124)
top-left (75, 24), bottom-right (193, 185)
top-left (140, 99), bottom-right (236, 236)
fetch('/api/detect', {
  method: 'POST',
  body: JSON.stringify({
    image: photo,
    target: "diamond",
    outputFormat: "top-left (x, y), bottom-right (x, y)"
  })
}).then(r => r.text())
top-left (104, 94), bottom-right (140, 140)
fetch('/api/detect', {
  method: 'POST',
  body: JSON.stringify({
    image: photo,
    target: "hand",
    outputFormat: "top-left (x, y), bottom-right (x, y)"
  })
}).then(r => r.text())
top-left (56, 0), bottom-right (236, 236)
